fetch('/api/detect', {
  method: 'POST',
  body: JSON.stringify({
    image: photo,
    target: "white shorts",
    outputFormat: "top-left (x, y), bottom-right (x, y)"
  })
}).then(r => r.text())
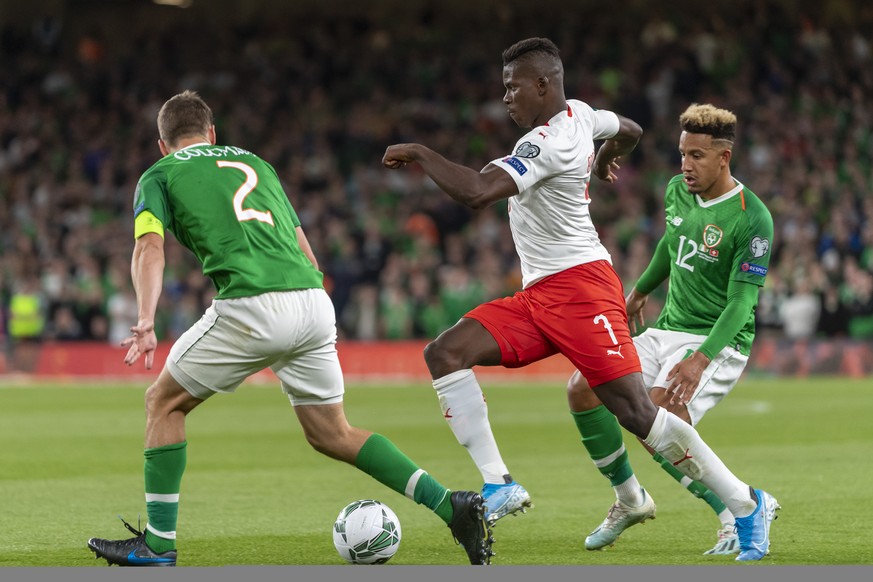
top-left (167, 288), bottom-right (344, 406)
top-left (634, 328), bottom-right (749, 426)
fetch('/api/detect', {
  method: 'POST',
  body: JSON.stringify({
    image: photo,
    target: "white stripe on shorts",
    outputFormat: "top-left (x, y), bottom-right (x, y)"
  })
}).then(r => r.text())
top-left (405, 469), bottom-right (426, 500)
top-left (145, 493), bottom-right (180, 503)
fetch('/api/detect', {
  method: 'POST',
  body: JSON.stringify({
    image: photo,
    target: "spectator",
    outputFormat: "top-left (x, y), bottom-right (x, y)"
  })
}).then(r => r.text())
top-left (7, 277), bottom-right (45, 372)
top-left (0, 1), bottom-right (871, 348)
top-left (779, 279), bottom-right (821, 339)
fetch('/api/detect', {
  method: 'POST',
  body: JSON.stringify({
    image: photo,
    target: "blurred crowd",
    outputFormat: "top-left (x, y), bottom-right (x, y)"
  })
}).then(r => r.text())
top-left (1, 0), bottom-right (872, 371)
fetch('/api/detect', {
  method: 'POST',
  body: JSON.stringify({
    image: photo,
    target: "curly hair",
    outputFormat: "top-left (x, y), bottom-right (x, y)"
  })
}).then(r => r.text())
top-left (679, 103), bottom-right (736, 143)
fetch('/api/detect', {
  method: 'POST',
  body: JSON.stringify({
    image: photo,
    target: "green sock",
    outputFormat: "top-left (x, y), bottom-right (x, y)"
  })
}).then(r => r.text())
top-left (651, 452), bottom-right (728, 515)
top-left (143, 441), bottom-right (186, 554)
top-left (355, 433), bottom-right (453, 524)
top-left (571, 405), bottom-right (634, 486)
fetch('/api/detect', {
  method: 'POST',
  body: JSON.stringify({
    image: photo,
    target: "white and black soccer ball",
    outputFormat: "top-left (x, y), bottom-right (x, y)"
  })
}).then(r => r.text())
top-left (333, 499), bottom-right (402, 564)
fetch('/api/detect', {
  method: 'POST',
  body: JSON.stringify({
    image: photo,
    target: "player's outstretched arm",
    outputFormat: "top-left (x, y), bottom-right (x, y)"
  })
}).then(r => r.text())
top-left (383, 143), bottom-right (517, 210)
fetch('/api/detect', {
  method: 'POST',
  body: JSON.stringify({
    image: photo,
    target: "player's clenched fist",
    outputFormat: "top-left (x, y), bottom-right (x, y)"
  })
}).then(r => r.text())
top-left (382, 144), bottom-right (418, 169)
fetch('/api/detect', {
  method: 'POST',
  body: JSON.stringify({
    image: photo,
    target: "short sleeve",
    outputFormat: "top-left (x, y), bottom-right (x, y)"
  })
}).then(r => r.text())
top-left (133, 167), bottom-right (172, 232)
top-left (590, 108), bottom-right (620, 140)
top-left (488, 132), bottom-right (562, 194)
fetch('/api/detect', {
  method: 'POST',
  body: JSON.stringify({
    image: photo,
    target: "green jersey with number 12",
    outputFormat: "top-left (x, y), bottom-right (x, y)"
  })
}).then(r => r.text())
top-left (654, 174), bottom-right (774, 355)
top-left (133, 143), bottom-right (323, 299)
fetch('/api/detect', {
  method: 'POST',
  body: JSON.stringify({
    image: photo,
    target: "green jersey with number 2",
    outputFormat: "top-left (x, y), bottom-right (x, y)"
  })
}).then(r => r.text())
top-left (655, 174), bottom-right (774, 355)
top-left (133, 143), bottom-right (323, 299)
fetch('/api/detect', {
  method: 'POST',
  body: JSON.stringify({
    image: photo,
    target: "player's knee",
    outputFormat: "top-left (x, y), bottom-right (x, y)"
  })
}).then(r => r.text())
top-left (144, 383), bottom-right (165, 416)
top-left (303, 424), bottom-right (356, 462)
top-left (303, 429), bottom-right (337, 457)
top-left (423, 336), bottom-right (461, 378)
top-left (649, 388), bottom-right (693, 424)
top-left (567, 371), bottom-right (601, 412)
top-left (613, 399), bottom-right (659, 439)
top-left (145, 379), bottom-right (199, 419)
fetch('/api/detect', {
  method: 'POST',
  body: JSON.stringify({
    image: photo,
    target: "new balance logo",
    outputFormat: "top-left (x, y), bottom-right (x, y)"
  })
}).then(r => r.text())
top-left (672, 448), bottom-right (694, 466)
top-left (606, 346), bottom-right (624, 358)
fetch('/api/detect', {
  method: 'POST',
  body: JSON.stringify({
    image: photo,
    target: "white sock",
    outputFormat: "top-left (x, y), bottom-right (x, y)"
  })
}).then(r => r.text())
top-left (614, 474), bottom-right (645, 507)
top-left (644, 407), bottom-right (757, 518)
top-left (433, 369), bottom-right (508, 484)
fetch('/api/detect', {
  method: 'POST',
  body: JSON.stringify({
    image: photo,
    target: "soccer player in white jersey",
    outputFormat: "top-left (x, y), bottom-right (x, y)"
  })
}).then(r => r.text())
top-left (383, 38), bottom-right (777, 561)
top-left (86, 91), bottom-right (493, 566)
top-left (567, 104), bottom-right (778, 557)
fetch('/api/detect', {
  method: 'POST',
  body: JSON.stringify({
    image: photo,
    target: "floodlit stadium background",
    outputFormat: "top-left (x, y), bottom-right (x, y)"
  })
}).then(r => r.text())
top-left (3, 1), bottom-right (873, 570)
top-left (1, 0), bottom-right (872, 378)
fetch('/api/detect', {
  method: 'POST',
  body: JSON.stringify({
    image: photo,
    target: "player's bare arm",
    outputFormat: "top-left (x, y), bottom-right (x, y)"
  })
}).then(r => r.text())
top-left (592, 114), bottom-right (642, 183)
top-left (383, 143), bottom-right (518, 210)
top-left (627, 236), bottom-right (669, 334)
top-left (625, 288), bottom-right (649, 335)
top-left (123, 232), bottom-right (165, 369)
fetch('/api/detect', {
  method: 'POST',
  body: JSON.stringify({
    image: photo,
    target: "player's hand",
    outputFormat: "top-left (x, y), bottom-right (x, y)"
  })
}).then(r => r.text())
top-left (625, 289), bottom-right (648, 335)
top-left (665, 351), bottom-right (710, 406)
top-left (121, 319), bottom-right (158, 369)
top-left (382, 144), bottom-right (418, 169)
top-left (593, 157), bottom-right (621, 183)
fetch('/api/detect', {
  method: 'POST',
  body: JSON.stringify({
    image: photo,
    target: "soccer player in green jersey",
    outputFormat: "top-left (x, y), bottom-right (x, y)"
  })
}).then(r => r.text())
top-left (566, 104), bottom-right (779, 556)
top-left (87, 91), bottom-right (494, 566)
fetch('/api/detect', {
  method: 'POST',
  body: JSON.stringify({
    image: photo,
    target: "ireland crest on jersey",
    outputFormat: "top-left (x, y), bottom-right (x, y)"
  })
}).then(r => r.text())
top-left (703, 224), bottom-right (723, 248)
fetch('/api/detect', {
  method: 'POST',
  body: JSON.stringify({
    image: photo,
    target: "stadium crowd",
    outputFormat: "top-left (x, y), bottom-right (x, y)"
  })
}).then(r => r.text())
top-left (1, 1), bottom-right (872, 371)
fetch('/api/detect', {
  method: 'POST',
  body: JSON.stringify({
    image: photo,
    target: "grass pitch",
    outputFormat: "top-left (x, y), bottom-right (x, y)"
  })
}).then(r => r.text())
top-left (1, 376), bottom-right (871, 566)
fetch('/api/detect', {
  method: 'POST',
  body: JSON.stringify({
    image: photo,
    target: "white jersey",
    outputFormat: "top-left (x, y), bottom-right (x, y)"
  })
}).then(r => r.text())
top-left (490, 99), bottom-right (620, 288)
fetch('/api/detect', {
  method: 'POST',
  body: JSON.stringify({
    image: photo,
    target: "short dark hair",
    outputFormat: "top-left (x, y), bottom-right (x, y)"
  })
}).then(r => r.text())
top-left (679, 103), bottom-right (736, 143)
top-left (157, 90), bottom-right (213, 147)
top-left (502, 37), bottom-right (561, 67)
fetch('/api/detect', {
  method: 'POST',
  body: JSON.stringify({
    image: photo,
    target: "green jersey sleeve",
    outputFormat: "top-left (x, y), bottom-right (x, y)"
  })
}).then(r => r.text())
top-left (731, 195), bottom-right (774, 286)
top-left (697, 279), bottom-right (759, 360)
top-left (635, 236), bottom-right (670, 295)
top-left (133, 165), bottom-right (172, 231)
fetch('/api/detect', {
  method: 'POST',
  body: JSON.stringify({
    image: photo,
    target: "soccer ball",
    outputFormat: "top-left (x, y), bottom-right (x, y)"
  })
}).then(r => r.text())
top-left (333, 499), bottom-right (402, 564)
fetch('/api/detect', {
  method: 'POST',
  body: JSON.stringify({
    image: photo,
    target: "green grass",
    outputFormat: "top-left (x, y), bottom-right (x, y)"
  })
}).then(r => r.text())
top-left (1, 377), bottom-right (871, 566)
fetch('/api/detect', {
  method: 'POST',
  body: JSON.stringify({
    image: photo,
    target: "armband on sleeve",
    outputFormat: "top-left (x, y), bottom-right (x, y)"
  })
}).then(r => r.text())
top-left (134, 210), bottom-right (165, 239)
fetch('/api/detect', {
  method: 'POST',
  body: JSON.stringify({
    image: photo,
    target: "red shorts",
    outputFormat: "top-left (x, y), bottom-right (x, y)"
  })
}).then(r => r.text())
top-left (465, 260), bottom-right (641, 388)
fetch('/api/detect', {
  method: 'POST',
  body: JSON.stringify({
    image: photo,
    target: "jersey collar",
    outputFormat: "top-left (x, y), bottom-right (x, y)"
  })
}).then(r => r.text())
top-left (543, 104), bottom-right (573, 127)
top-left (178, 142), bottom-right (211, 150)
top-left (695, 179), bottom-right (744, 208)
